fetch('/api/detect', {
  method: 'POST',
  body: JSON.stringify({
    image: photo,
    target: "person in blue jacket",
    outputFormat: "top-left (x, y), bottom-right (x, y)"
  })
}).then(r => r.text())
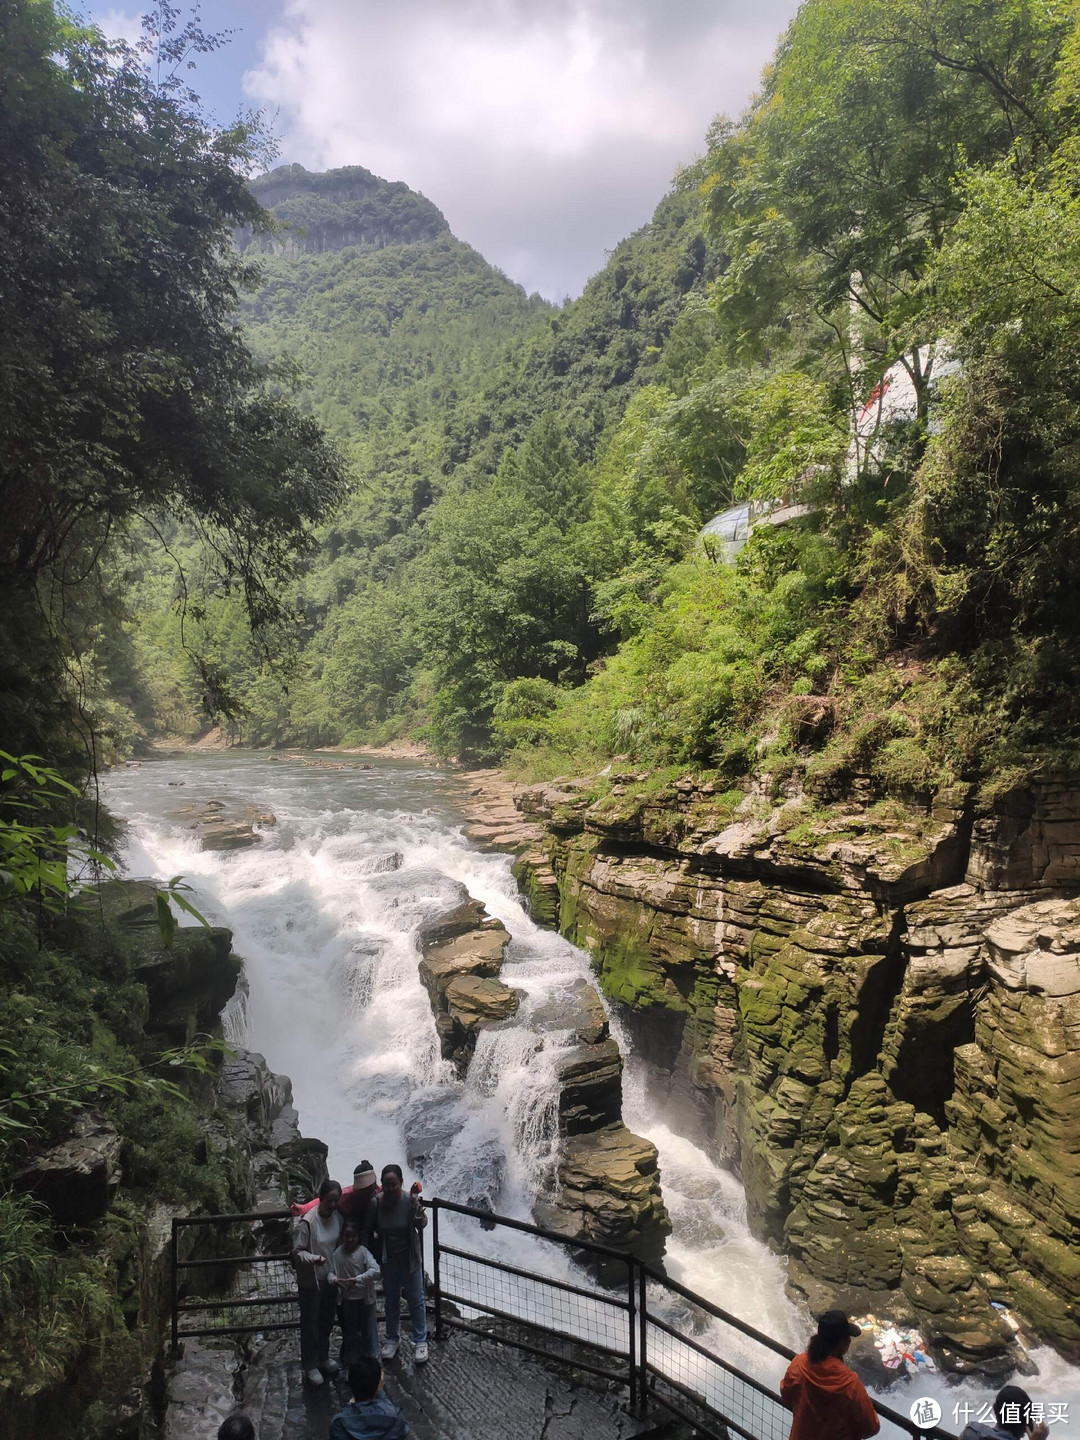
top-left (329, 1356), bottom-right (409, 1440)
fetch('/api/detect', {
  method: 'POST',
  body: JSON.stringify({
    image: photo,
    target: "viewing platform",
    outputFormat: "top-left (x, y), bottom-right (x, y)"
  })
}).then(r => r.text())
top-left (165, 1198), bottom-right (956, 1440)
top-left (169, 1325), bottom-right (657, 1440)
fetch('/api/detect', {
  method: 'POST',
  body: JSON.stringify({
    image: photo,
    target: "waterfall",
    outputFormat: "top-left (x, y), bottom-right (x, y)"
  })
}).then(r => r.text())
top-left (104, 752), bottom-right (1080, 1433)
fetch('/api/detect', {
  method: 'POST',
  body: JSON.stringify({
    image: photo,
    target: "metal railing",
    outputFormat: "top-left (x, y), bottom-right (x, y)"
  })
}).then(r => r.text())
top-left (171, 1209), bottom-right (297, 1346)
top-left (170, 1200), bottom-right (955, 1440)
top-left (429, 1198), bottom-right (956, 1440)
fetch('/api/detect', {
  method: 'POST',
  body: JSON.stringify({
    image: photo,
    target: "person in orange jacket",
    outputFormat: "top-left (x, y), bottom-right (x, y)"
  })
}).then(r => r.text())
top-left (781, 1310), bottom-right (881, 1440)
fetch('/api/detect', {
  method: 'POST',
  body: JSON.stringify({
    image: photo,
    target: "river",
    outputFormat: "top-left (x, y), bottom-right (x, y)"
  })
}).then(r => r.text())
top-left (102, 751), bottom-right (1080, 1437)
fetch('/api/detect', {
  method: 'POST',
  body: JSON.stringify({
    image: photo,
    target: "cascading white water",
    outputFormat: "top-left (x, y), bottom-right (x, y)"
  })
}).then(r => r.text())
top-left (104, 752), bottom-right (1080, 1436)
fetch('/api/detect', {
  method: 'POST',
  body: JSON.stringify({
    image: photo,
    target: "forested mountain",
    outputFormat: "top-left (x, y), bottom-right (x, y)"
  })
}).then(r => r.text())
top-left (129, 158), bottom-right (721, 754)
top-left (129, 0), bottom-right (1080, 801)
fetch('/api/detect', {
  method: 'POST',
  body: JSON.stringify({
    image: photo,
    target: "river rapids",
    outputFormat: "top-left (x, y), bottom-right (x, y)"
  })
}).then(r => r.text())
top-left (103, 752), bottom-right (1080, 1437)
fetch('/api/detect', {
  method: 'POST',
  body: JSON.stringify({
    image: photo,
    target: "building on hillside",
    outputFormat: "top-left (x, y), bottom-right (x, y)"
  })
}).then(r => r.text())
top-left (846, 342), bottom-right (960, 481)
top-left (699, 342), bottom-right (961, 563)
top-left (698, 496), bottom-right (813, 564)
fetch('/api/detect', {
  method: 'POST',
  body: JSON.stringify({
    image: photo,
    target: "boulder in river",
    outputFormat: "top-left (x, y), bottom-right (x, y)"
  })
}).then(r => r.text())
top-left (417, 901), bottom-right (514, 1072)
top-left (168, 798), bottom-right (276, 851)
top-left (535, 1124), bottom-right (671, 1275)
top-left (445, 973), bottom-right (519, 1026)
top-left (554, 1038), bottom-right (623, 1134)
top-left (403, 1087), bottom-right (465, 1171)
top-left (414, 888), bottom-right (669, 1267)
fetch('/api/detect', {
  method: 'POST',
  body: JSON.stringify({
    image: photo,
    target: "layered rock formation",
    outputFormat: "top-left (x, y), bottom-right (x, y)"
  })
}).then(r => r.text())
top-left (414, 894), bottom-right (670, 1266)
top-left (16, 1111), bottom-right (125, 1226)
top-left (418, 899), bottom-right (520, 1072)
top-left (513, 773), bottom-right (1080, 1368)
top-left (238, 163), bottom-right (449, 256)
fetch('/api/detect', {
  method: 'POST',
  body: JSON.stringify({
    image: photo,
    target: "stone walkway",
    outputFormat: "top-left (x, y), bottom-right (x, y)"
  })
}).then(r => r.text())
top-left (165, 1328), bottom-right (681, 1440)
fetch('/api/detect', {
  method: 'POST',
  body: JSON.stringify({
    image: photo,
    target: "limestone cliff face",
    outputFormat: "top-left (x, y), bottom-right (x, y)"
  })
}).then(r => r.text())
top-left (236, 163), bottom-right (449, 256)
top-left (515, 774), bottom-right (1080, 1369)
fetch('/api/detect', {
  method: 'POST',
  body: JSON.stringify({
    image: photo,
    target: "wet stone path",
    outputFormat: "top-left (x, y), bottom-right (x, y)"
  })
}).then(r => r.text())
top-left (165, 1330), bottom-right (664, 1440)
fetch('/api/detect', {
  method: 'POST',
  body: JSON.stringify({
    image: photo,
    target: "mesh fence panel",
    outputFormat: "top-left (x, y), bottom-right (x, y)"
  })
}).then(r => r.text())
top-left (176, 1255), bottom-right (299, 1336)
top-left (439, 1247), bottom-right (629, 1370)
top-left (645, 1315), bottom-right (792, 1440)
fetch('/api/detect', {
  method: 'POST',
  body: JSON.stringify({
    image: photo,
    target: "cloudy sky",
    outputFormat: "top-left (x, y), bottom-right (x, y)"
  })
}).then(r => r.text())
top-left (84, 1), bottom-right (799, 300)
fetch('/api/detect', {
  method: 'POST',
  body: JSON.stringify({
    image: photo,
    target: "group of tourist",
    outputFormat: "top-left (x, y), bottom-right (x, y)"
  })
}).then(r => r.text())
top-left (292, 1160), bottom-right (429, 1388)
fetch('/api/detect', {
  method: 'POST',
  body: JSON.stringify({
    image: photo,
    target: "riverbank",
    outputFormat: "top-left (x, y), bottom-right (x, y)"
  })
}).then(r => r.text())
top-left (452, 767), bottom-right (543, 849)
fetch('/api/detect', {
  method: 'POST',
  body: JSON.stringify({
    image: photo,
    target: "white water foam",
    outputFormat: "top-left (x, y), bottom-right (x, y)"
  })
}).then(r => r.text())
top-left (104, 753), bottom-right (1080, 1435)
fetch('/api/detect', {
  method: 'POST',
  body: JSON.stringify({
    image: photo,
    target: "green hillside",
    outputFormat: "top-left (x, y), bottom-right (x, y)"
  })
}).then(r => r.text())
top-left (130, 0), bottom-right (1080, 795)
top-left (129, 160), bottom-right (721, 754)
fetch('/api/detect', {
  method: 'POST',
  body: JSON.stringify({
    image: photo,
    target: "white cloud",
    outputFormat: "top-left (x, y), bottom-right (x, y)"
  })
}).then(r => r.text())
top-left (92, 7), bottom-right (144, 49)
top-left (244, 0), bottom-right (797, 299)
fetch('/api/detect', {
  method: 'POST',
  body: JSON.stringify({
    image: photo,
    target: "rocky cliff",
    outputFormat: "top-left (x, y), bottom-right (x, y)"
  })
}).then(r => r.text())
top-left (511, 773), bottom-right (1080, 1371)
top-left (237, 163), bottom-right (449, 256)
top-left (414, 893), bottom-right (671, 1267)
top-left (3, 880), bottom-right (325, 1440)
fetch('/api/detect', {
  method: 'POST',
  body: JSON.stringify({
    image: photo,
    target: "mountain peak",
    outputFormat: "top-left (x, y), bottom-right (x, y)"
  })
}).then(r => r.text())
top-left (237, 163), bottom-right (450, 256)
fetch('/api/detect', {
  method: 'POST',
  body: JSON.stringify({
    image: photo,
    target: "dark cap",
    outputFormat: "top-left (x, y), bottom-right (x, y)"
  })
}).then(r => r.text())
top-left (994, 1385), bottom-right (1032, 1435)
top-left (816, 1310), bottom-right (861, 1342)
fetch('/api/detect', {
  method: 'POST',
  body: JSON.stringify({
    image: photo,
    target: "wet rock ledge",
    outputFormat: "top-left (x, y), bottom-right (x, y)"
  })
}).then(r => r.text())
top-left (168, 797), bottom-right (277, 851)
top-left (416, 895), bottom-right (671, 1268)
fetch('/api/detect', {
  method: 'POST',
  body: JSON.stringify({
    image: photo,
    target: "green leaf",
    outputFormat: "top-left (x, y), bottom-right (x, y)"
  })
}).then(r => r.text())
top-left (166, 890), bottom-right (211, 928)
top-left (155, 891), bottom-right (177, 949)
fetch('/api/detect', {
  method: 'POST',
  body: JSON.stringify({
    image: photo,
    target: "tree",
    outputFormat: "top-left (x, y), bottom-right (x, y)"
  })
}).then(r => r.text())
top-left (893, 164), bottom-right (1080, 681)
top-left (705, 0), bottom-right (1073, 427)
top-left (410, 475), bottom-right (594, 759)
top-left (0, 0), bottom-right (348, 763)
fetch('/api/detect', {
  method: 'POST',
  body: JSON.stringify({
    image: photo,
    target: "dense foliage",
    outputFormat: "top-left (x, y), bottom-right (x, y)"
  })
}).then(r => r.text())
top-left (129, 0), bottom-right (1080, 795)
top-left (0, 892), bottom-right (242, 1430)
top-left (0, 0), bottom-right (347, 771)
top-left (0, 5), bottom-right (346, 1431)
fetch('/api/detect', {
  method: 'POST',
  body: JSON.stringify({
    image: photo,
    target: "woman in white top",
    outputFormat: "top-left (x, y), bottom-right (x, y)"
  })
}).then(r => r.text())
top-left (292, 1178), bottom-right (343, 1385)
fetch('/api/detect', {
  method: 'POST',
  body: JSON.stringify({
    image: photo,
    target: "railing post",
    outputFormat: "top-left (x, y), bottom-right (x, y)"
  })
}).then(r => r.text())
top-left (431, 1199), bottom-right (445, 1341)
top-left (170, 1218), bottom-right (179, 1353)
top-left (626, 1256), bottom-right (638, 1414)
top-left (638, 1262), bottom-right (648, 1416)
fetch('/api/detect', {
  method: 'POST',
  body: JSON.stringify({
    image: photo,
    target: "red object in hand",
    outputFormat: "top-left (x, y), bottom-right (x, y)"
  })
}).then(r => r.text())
top-left (410, 1181), bottom-right (422, 1196)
